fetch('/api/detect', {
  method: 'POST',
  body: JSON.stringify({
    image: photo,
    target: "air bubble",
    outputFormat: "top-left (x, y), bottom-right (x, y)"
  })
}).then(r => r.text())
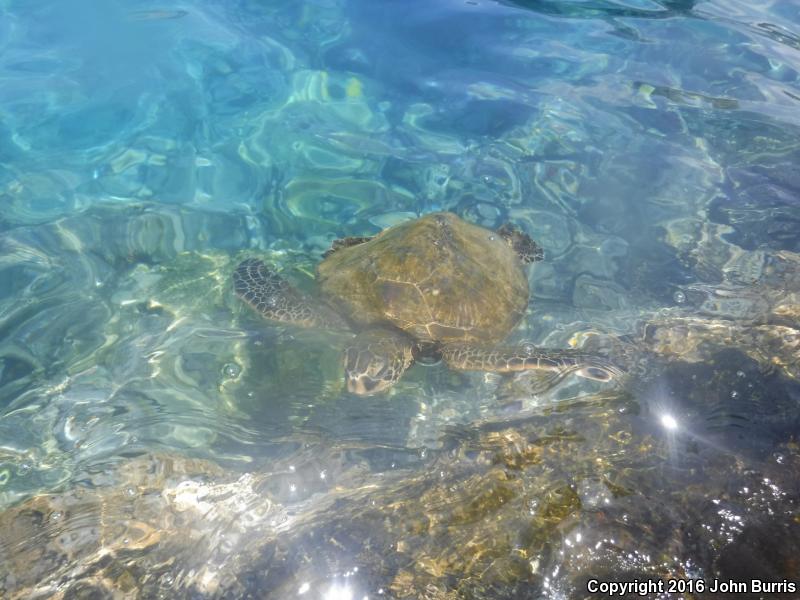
top-left (222, 363), bottom-right (242, 379)
top-left (673, 290), bottom-right (686, 304)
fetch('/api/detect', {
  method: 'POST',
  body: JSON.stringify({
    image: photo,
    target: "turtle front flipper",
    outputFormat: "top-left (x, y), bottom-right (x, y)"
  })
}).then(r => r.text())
top-left (441, 343), bottom-right (623, 389)
top-left (343, 328), bottom-right (415, 395)
top-left (233, 259), bottom-right (346, 329)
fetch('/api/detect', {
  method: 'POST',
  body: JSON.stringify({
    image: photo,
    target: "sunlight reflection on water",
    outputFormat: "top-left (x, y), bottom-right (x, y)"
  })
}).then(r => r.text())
top-left (1, 0), bottom-right (799, 597)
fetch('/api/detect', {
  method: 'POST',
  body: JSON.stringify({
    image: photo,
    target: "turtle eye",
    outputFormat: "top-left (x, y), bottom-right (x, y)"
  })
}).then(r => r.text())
top-left (347, 374), bottom-right (376, 395)
top-left (361, 377), bottom-right (379, 392)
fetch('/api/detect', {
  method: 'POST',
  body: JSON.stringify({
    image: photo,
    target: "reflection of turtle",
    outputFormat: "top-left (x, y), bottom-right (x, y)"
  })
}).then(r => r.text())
top-left (234, 212), bottom-right (621, 394)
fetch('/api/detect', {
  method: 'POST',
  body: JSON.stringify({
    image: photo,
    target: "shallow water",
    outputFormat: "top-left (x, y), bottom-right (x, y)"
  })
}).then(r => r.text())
top-left (0, 0), bottom-right (799, 598)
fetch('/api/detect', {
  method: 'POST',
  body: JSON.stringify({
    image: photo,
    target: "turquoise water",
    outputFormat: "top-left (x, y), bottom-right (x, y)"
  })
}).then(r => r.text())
top-left (1, 0), bottom-right (799, 598)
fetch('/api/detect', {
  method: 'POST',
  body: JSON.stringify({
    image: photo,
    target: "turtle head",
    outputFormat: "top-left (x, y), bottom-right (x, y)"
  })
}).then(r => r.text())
top-left (343, 329), bottom-right (415, 395)
top-left (344, 347), bottom-right (404, 395)
top-left (497, 223), bottom-right (544, 264)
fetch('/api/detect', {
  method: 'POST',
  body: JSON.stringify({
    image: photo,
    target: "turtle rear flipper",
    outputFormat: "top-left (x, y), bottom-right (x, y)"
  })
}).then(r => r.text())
top-left (441, 343), bottom-right (623, 390)
top-left (323, 236), bottom-right (374, 258)
top-left (343, 328), bottom-right (415, 395)
top-left (233, 259), bottom-right (345, 329)
top-left (497, 223), bottom-right (543, 264)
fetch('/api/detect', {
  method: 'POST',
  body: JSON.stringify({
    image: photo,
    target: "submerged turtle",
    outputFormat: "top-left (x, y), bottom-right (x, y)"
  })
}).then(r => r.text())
top-left (234, 212), bottom-right (621, 394)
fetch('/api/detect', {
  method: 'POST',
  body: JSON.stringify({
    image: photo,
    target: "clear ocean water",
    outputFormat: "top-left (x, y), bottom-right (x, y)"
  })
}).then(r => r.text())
top-left (1, 0), bottom-right (799, 598)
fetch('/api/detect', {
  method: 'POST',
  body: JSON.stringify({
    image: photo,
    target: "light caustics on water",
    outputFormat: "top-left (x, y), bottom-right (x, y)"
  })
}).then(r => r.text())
top-left (1, 0), bottom-right (800, 598)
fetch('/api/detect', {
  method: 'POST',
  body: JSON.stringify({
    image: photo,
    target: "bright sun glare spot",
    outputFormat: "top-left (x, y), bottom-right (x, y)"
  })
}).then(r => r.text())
top-left (660, 414), bottom-right (678, 430)
top-left (298, 582), bottom-right (310, 595)
top-left (324, 583), bottom-right (353, 600)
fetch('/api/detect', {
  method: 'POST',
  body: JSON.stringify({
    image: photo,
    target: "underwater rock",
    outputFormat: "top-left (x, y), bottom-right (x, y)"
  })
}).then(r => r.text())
top-left (0, 375), bottom-right (797, 600)
top-left (0, 453), bottom-right (283, 599)
top-left (640, 249), bottom-right (800, 380)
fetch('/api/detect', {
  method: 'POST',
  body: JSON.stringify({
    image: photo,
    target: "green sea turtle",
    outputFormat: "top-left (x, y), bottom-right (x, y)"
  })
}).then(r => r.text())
top-left (233, 212), bottom-right (621, 394)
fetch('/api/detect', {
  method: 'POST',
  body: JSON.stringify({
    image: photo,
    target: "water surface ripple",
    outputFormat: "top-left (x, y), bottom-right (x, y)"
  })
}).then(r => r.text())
top-left (1, 0), bottom-right (799, 598)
